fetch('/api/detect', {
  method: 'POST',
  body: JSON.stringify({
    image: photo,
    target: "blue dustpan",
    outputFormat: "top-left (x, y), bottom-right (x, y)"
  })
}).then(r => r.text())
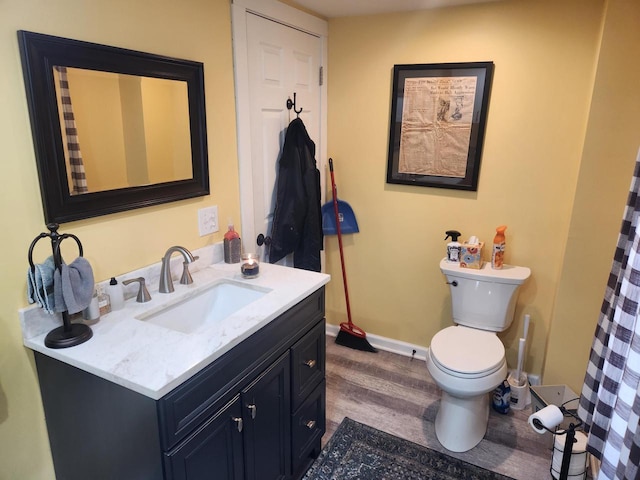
top-left (322, 199), bottom-right (359, 235)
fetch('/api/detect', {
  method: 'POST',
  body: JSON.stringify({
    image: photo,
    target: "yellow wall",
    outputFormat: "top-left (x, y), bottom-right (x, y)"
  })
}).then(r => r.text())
top-left (2, 0), bottom-right (639, 477)
top-left (544, 1), bottom-right (640, 389)
top-left (0, 0), bottom-right (240, 478)
top-left (325, 0), bottom-right (613, 390)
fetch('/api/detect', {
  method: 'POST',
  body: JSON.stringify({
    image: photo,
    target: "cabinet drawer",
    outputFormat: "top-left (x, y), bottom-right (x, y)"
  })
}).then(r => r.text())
top-left (291, 380), bottom-right (325, 474)
top-left (290, 319), bottom-right (325, 410)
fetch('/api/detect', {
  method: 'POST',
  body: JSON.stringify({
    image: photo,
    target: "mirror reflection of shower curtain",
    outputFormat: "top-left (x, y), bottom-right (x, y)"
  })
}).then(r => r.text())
top-left (54, 66), bottom-right (88, 195)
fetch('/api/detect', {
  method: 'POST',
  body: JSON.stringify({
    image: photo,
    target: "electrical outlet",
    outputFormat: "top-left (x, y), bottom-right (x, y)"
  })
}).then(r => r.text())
top-left (198, 206), bottom-right (219, 236)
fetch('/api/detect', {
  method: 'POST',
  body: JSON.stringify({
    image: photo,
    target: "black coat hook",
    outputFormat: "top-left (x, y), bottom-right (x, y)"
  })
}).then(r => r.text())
top-left (286, 92), bottom-right (303, 117)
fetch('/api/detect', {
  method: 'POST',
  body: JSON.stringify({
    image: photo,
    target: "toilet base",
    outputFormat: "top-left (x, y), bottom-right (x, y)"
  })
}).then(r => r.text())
top-left (434, 390), bottom-right (490, 452)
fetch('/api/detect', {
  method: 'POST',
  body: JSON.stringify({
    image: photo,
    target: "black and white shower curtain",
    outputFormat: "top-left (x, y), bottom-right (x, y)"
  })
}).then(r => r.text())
top-left (54, 66), bottom-right (88, 195)
top-left (579, 149), bottom-right (640, 480)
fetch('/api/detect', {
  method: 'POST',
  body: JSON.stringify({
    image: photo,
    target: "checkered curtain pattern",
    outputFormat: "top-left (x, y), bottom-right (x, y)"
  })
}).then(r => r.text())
top-left (54, 66), bottom-right (88, 195)
top-left (578, 149), bottom-right (640, 480)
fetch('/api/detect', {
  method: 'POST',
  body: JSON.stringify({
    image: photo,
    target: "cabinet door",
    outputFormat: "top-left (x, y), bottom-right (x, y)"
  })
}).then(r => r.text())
top-left (242, 352), bottom-right (291, 480)
top-left (166, 395), bottom-right (244, 480)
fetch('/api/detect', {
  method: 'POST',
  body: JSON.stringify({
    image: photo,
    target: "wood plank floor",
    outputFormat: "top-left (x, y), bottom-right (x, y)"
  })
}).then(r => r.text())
top-left (323, 336), bottom-right (555, 480)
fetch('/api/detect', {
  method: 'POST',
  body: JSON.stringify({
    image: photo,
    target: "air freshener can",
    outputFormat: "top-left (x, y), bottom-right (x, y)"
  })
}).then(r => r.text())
top-left (492, 379), bottom-right (511, 414)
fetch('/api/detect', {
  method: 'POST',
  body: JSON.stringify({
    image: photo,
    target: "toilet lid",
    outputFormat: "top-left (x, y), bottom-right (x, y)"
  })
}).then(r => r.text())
top-left (430, 326), bottom-right (505, 377)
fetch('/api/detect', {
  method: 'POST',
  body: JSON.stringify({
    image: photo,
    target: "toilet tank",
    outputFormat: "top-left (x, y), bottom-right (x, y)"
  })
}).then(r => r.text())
top-left (439, 258), bottom-right (531, 332)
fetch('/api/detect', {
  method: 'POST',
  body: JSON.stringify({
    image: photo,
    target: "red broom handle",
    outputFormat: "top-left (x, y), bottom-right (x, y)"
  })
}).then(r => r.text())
top-left (329, 158), bottom-right (354, 327)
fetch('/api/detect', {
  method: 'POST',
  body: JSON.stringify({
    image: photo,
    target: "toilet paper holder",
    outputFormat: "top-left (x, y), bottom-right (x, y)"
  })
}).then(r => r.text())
top-left (528, 405), bottom-right (585, 480)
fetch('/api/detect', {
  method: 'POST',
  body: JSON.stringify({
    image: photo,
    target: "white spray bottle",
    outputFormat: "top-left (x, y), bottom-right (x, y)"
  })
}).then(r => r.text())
top-left (445, 230), bottom-right (462, 263)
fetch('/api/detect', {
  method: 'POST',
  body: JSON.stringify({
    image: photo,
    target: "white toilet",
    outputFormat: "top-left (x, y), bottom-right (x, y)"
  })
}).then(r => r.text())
top-left (426, 258), bottom-right (531, 452)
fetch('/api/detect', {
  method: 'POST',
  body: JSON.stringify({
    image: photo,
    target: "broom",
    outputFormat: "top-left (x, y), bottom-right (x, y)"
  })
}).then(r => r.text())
top-left (329, 158), bottom-right (377, 353)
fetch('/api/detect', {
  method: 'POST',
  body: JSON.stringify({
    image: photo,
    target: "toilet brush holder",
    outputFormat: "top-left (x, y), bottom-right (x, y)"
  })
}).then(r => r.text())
top-left (507, 371), bottom-right (531, 410)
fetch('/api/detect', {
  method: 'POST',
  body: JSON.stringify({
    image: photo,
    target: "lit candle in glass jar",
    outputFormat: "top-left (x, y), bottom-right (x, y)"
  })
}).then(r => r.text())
top-left (241, 253), bottom-right (260, 278)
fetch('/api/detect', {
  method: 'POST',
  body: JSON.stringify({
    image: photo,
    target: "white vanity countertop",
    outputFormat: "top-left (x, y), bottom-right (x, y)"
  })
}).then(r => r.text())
top-left (21, 262), bottom-right (330, 400)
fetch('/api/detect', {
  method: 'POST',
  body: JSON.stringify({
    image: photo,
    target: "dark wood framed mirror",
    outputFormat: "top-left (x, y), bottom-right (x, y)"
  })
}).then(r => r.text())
top-left (18, 30), bottom-right (209, 224)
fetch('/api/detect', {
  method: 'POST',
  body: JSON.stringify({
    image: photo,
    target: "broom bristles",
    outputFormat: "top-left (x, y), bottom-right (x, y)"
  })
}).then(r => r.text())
top-left (335, 329), bottom-right (377, 352)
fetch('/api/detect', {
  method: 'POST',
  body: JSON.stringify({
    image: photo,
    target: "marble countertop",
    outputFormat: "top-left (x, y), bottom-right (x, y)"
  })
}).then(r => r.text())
top-left (20, 259), bottom-right (330, 400)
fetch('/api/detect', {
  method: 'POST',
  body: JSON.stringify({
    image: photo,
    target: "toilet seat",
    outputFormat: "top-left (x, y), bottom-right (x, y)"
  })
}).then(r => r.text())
top-left (430, 326), bottom-right (505, 379)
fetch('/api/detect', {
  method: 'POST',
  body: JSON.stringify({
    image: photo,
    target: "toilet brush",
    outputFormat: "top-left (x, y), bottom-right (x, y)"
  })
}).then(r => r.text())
top-left (515, 314), bottom-right (531, 386)
top-left (515, 338), bottom-right (526, 386)
top-left (508, 315), bottom-right (531, 409)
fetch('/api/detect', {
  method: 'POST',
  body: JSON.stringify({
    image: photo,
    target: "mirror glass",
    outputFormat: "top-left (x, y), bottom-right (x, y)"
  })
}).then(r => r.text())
top-left (18, 31), bottom-right (209, 223)
top-left (53, 67), bottom-right (193, 195)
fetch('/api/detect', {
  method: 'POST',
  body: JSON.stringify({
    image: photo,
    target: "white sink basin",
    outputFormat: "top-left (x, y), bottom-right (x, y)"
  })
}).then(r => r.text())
top-left (136, 280), bottom-right (270, 334)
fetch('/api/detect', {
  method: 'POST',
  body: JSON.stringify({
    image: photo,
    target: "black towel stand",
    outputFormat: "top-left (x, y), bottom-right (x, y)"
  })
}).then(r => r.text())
top-left (28, 223), bottom-right (92, 348)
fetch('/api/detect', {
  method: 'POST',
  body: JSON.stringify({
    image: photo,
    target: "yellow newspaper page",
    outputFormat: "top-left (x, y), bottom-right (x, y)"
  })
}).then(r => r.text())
top-left (398, 76), bottom-right (477, 178)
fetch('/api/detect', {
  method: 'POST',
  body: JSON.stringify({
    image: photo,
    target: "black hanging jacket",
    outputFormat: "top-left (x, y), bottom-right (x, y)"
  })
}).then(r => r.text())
top-left (268, 118), bottom-right (322, 272)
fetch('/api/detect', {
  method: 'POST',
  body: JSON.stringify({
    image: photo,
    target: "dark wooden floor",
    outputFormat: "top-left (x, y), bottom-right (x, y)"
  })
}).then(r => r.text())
top-left (323, 336), bottom-right (554, 480)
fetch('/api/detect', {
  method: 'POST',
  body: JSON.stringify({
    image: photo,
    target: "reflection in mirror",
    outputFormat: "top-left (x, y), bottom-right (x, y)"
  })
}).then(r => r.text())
top-left (53, 67), bottom-right (193, 195)
top-left (18, 30), bottom-right (209, 224)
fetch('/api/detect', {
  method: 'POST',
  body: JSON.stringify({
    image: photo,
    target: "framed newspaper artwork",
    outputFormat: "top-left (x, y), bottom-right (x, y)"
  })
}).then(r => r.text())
top-left (386, 62), bottom-right (494, 191)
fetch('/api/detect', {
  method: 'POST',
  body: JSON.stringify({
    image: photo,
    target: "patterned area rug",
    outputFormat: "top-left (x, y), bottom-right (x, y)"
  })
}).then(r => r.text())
top-left (303, 417), bottom-right (514, 480)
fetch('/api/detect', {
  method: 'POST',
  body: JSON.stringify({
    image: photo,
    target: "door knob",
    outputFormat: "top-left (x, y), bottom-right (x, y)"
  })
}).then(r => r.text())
top-left (256, 234), bottom-right (271, 247)
top-left (247, 403), bottom-right (257, 419)
top-left (304, 359), bottom-right (316, 368)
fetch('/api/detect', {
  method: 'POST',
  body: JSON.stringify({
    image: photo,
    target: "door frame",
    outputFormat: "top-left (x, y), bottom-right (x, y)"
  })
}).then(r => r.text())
top-left (231, 0), bottom-right (328, 254)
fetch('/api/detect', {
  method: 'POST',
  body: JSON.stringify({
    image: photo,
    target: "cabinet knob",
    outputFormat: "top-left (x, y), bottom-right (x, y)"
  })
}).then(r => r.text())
top-left (304, 359), bottom-right (317, 368)
top-left (305, 420), bottom-right (316, 430)
top-left (233, 417), bottom-right (243, 432)
top-left (247, 403), bottom-right (257, 419)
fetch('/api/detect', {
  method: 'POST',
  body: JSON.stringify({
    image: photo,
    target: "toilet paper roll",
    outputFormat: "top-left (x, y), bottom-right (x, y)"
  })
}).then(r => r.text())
top-left (528, 405), bottom-right (563, 434)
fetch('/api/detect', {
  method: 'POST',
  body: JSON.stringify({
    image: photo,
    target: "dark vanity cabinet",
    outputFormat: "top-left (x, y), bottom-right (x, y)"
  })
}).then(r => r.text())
top-left (167, 352), bottom-right (291, 480)
top-left (34, 287), bottom-right (326, 480)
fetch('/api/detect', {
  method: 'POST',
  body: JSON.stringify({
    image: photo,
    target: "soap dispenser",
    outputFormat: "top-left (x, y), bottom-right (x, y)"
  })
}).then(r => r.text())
top-left (223, 222), bottom-right (241, 264)
top-left (444, 230), bottom-right (462, 263)
top-left (107, 277), bottom-right (125, 311)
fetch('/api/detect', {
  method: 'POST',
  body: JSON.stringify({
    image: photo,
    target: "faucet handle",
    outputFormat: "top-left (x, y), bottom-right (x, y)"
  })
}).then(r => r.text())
top-left (180, 256), bottom-right (199, 285)
top-left (123, 277), bottom-right (152, 303)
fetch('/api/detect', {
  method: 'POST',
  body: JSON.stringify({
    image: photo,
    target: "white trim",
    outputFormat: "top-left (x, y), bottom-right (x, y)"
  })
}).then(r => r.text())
top-left (325, 323), bottom-right (430, 362)
top-left (230, 3), bottom-right (255, 251)
top-left (232, 0), bottom-right (328, 37)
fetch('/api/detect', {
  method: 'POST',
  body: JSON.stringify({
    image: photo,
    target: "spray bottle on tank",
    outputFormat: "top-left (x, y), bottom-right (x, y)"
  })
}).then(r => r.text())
top-left (491, 225), bottom-right (507, 269)
top-left (444, 230), bottom-right (462, 263)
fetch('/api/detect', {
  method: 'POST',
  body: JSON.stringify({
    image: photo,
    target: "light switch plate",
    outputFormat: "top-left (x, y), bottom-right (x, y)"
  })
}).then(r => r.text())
top-left (198, 206), bottom-right (219, 236)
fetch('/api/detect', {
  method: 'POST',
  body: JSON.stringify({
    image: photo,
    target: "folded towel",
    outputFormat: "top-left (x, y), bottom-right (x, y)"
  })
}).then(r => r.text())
top-left (27, 256), bottom-right (56, 314)
top-left (53, 257), bottom-right (95, 314)
top-left (27, 267), bottom-right (38, 304)
top-left (53, 268), bottom-right (64, 313)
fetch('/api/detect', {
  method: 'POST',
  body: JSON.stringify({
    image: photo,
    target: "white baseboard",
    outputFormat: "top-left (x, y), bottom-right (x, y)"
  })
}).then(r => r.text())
top-left (325, 323), bottom-right (542, 385)
top-left (325, 323), bottom-right (429, 362)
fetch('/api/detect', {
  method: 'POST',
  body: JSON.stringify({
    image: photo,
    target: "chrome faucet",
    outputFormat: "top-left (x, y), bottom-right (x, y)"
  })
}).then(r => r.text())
top-left (159, 246), bottom-right (199, 293)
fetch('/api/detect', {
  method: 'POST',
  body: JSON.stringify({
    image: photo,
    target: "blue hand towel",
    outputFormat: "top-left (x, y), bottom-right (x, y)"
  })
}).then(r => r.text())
top-left (53, 257), bottom-right (95, 314)
top-left (26, 256), bottom-right (56, 314)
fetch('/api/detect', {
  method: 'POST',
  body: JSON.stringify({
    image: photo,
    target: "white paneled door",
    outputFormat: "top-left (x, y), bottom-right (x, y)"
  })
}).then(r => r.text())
top-left (232, 0), bottom-right (327, 266)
